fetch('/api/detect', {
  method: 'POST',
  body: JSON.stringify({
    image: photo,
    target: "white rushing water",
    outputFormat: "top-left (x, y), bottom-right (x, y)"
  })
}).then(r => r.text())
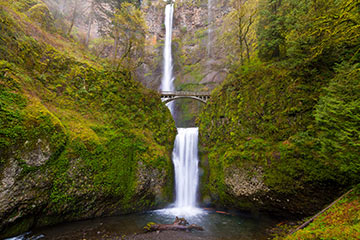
top-left (158, 127), bottom-right (202, 217)
top-left (159, 1), bottom-right (203, 217)
top-left (173, 128), bottom-right (200, 208)
top-left (161, 2), bottom-right (175, 113)
top-left (161, 3), bottom-right (175, 93)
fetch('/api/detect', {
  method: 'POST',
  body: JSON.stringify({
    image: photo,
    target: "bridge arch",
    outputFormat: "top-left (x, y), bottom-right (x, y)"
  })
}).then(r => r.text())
top-left (160, 91), bottom-right (210, 104)
top-left (162, 96), bottom-right (208, 104)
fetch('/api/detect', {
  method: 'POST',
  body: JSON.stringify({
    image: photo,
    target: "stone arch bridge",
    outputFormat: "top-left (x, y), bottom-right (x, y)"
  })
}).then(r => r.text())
top-left (160, 91), bottom-right (211, 104)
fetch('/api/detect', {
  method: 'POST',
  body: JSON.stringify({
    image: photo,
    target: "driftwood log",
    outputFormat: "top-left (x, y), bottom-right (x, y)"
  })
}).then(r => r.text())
top-left (144, 217), bottom-right (204, 232)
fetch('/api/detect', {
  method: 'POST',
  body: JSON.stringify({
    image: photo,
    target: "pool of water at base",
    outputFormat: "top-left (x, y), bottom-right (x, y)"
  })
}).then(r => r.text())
top-left (7, 208), bottom-right (279, 240)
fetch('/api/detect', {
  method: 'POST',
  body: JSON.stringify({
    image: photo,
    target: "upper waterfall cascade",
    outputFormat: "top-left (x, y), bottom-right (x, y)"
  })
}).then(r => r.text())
top-left (161, 3), bottom-right (175, 93)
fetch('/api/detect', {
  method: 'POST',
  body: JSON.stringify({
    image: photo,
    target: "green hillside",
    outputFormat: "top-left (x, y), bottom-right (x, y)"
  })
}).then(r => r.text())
top-left (0, 0), bottom-right (176, 237)
top-left (198, 0), bottom-right (360, 216)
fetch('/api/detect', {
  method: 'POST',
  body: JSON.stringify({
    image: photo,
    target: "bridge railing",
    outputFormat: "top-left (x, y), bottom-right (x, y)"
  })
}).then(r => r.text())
top-left (159, 91), bottom-right (211, 96)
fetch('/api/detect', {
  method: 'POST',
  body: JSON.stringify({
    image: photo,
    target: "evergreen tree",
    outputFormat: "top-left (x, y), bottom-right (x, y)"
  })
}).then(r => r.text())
top-left (315, 63), bottom-right (360, 182)
top-left (257, 0), bottom-right (285, 61)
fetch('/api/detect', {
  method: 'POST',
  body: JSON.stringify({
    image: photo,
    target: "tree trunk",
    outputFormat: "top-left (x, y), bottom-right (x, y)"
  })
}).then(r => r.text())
top-left (238, 13), bottom-right (244, 65)
top-left (244, 37), bottom-right (250, 63)
top-left (67, 0), bottom-right (79, 36)
top-left (85, 1), bottom-right (94, 47)
top-left (113, 32), bottom-right (119, 63)
top-left (243, 13), bottom-right (255, 63)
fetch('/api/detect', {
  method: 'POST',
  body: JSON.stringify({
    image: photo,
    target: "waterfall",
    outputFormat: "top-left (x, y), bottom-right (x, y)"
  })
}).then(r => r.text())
top-left (173, 128), bottom-right (199, 209)
top-left (161, 2), bottom-right (175, 113)
top-left (159, 1), bottom-right (202, 217)
top-left (161, 3), bottom-right (175, 93)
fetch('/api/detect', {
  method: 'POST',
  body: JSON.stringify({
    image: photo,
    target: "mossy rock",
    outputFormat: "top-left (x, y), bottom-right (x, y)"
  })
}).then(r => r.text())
top-left (198, 60), bottom-right (359, 216)
top-left (12, 0), bottom-right (39, 12)
top-left (27, 3), bottom-right (55, 31)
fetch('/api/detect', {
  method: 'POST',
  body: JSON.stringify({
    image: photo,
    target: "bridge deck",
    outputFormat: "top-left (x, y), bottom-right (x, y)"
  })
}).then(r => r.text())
top-left (160, 91), bottom-right (211, 96)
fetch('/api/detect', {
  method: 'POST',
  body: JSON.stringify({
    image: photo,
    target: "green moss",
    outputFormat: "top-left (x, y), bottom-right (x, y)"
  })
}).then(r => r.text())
top-left (0, 87), bottom-right (27, 168)
top-left (0, 0), bottom-right (176, 237)
top-left (11, 0), bottom-right (39, 12)
top-left (27, 3), bottom-right (55, 31)
top-left (281, 189), bottom-right (360, 240)
top-left (199, 0), bottom-right (360, 209)
top-left (199, 58), bottom-right (359, 211)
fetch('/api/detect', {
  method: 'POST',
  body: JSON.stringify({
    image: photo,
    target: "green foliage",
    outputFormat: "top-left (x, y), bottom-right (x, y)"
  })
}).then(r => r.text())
top-left (220, 0), bottom-right (258, 66)
top-left (315, 63), bottom-right (360, 182)
top-left (11, 0), bottom-right (39, 12)
top-left (111, 2), bottom-right (148, 70)
top-left (0, 0), bottom-right (176, 234)
top-left (257, 0), bottom-right (286, 61)
top-left (0, 87), bottom-right (26, 164)
top-left (27, 3), bottom-right (55, 31)
top-left (144, 222), bottom-right (156, 232)
top-left (199, 62), bottom-right (326, 195)
top-left (282, 190), bottom-right (360, 240)
top-left (199, 0), bottom-right (360, 210)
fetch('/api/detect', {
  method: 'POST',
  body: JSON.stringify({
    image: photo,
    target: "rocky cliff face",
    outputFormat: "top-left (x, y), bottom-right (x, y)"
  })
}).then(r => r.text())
top-left (213, 165), bottom-right (342, 217)
top-left (139, 0), bottom-right (230, 126)
top-left (1, 133), bottom-right (172, 238)
top-left (139, 0), bottom-right (230, 91)
top-left (1, 147), bottom-right (172, 238)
